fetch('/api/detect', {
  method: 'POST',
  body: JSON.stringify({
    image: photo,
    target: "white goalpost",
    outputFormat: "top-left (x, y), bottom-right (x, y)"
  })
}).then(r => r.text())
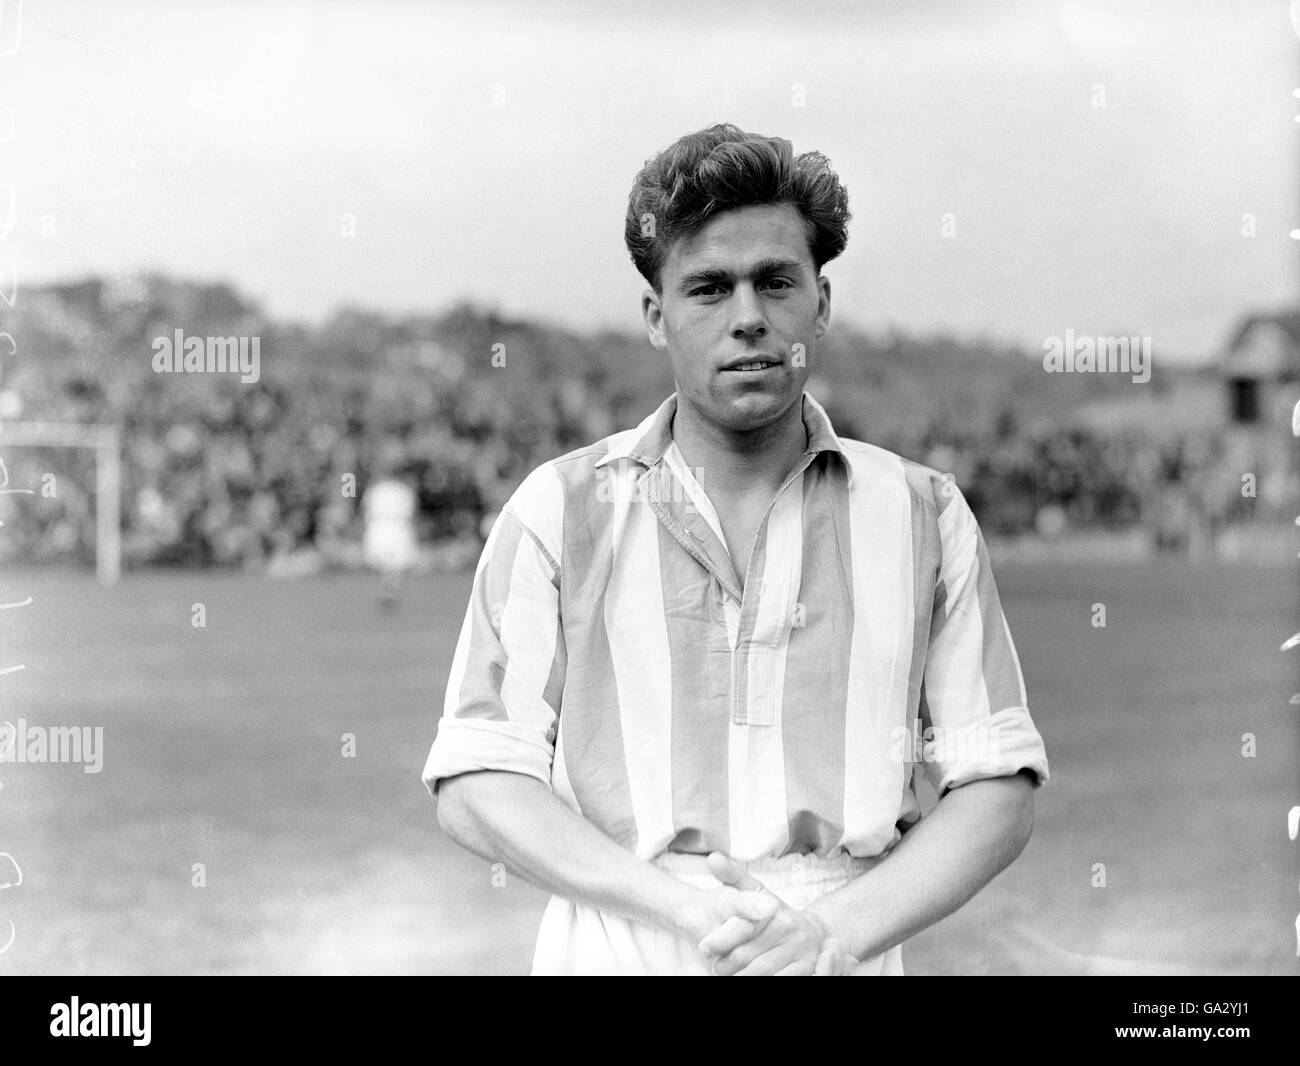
top-left (0, 422), bottom-right (121, 585)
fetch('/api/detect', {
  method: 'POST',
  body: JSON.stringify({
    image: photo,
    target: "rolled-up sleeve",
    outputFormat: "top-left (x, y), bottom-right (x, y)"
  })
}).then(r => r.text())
top-left (919, 484), bottom-right (1049, 797)
top-left (421, 479), bottom-right (565, 795)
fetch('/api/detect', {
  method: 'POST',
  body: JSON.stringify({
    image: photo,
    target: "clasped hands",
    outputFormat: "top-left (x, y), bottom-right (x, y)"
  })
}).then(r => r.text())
top-left (681, 852), bottom-right (859, 976)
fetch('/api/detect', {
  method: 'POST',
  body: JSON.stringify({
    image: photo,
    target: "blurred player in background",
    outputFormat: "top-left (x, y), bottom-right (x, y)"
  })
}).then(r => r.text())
top-left (363, 475), bottom-right (418, 609)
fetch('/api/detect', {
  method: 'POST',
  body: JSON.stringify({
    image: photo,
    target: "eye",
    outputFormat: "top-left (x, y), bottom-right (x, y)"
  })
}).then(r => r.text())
top-left (689, 284), bottom-right (723, 298)
top-left (761, 277), bottom-right (794, 292)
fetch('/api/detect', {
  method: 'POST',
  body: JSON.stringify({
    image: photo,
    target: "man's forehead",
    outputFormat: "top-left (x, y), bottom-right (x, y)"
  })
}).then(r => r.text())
top-left (666, 204), bottom-right (813, 273)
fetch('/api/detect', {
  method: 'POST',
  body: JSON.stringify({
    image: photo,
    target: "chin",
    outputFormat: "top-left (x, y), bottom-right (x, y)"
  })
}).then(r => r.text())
top-left (717, 389), bottom-right (799, 431)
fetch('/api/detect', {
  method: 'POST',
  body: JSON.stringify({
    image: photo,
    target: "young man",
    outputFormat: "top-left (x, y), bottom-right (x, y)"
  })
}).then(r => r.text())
top-left (423, 124), bottom-right (1049, 976)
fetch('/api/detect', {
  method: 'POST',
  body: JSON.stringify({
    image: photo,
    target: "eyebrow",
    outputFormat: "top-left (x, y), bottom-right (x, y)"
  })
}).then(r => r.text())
top-left (677, 256), bottom-right (806, 291)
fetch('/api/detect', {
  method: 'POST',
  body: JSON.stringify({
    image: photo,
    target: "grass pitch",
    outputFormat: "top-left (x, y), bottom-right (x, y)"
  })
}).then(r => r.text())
top-left (0, 558), bottom-right (1295, 974)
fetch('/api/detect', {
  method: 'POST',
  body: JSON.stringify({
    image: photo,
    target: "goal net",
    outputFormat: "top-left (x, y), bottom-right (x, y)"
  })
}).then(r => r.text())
top-left (0, 421), bottom-right (121, 584)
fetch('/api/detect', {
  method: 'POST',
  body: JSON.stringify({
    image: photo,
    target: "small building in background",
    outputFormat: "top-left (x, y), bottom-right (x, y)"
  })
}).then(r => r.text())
top-left (1222, 309), bottom-right (1300, 428)
top-left (1211, 308), bottom-right (1300, 557)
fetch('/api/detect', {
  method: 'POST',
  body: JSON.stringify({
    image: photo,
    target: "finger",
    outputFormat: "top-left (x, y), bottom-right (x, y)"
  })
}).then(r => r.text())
top-left (699, 914), bottom-right (769, 959)
top-left (814, 944), bottom-right (852, 976)
top-left (733, 942), bottom-right (799, 977)
top-left (824, 937), bottom-right (859, 976)
top-left (774, 955), bottom-right (818, 976)
top-left (709, 929), bottom-right (783, 976)
top-left (706, 851), bottom-right (766, 894)
top-left (814, 937), bottom-right (857, 976)
top-left (723, 886), bottom-right (778, 924)
top-left (723, 928), bottom-right (807, 977)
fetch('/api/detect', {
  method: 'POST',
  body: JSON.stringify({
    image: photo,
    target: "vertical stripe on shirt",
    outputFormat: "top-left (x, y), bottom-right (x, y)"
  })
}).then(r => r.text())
top-left (554, 452), bottom-right (638, 849)
top-left (780, 458), bottom-right (852, 854)
top-left (447, 509), bottom-right (523, 722)
top-left (659, 515), bottom-right (732, 856)
top-left (840, 445), bottom-right (913, 855)
top-left (973, 529), bottom-right (1029, 711)
top-left (498, 521), bottom-right (564, 743)
top-left (726, 474), bottom-right (802, 860)
top-left (604, 468), bottom-right (676, 859)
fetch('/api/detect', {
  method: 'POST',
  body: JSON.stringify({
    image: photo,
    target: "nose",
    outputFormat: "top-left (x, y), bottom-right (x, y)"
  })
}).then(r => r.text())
top-left (730, 284), bottom-right (767, 340)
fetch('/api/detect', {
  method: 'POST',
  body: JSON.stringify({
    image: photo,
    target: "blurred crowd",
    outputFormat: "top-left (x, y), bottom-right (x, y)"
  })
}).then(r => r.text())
top-left (909, 413), bottom-right (1271, 543)
top-left (2, 368), bottom-right (1283, 573)
top-left (1, 279), bottom-right (1290, 572)
top-left (0, 352), bottom-right (618, 571)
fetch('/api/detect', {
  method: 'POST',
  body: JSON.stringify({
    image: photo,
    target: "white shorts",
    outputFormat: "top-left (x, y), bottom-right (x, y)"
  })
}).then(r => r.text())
top-left (531, 850), bottom-right (905, 976)
top-left (364, 522), bottom-right (418, 573)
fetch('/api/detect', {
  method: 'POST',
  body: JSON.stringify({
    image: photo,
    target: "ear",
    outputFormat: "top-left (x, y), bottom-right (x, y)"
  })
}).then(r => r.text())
top-left (642, 288), bottom-right (668, 352)
top-left (813, 275), bottom-right (832, 339)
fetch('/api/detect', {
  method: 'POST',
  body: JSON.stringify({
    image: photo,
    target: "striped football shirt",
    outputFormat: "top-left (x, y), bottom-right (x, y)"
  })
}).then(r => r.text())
top-left (422, 391), bottom-right (1049, 862)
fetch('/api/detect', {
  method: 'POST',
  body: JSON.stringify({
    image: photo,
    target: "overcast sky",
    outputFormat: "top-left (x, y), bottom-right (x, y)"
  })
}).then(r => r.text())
top-left (8, 0), bottom-right (1300, 361)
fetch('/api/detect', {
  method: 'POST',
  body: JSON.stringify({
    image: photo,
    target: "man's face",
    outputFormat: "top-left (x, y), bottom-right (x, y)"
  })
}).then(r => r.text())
top-left (643, 202), bottom-right (831, 434)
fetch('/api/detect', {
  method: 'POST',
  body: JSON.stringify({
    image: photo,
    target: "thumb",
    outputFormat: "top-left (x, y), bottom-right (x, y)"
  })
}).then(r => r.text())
top-left (707, 851), bottom-right (766, 893)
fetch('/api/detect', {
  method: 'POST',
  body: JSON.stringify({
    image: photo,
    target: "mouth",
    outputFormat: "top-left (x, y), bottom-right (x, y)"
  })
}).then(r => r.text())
top-left (721, 358), bottom-right (782, 373)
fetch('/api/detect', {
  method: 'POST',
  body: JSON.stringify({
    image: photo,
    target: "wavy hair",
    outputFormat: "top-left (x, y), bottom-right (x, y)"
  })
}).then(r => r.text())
top-left (624, 124), bottom-right (851, 291)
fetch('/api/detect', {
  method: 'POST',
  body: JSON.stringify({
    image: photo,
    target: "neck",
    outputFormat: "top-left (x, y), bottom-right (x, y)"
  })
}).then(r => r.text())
top-left (670, 393), bottom-right (808, 496)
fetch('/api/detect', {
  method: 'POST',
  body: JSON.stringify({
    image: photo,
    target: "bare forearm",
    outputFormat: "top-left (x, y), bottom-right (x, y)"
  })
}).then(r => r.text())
top-left (806, 771), bottom-right (1036, 961)
top-left (437, 770), bottom-right (700, 937)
